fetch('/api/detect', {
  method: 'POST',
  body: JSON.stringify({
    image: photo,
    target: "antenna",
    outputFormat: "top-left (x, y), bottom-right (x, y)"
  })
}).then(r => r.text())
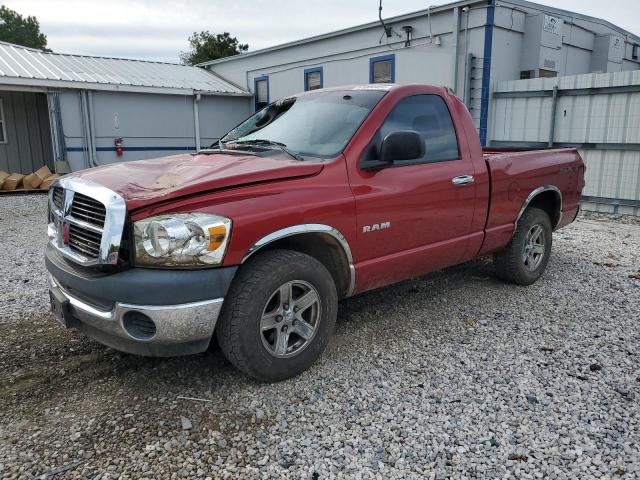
top-left (378, 0), bottom-right (393, 38)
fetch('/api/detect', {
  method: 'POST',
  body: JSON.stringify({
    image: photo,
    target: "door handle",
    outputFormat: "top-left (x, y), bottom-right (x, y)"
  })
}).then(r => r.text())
top-left (452, 175), bottom-right (475, 186)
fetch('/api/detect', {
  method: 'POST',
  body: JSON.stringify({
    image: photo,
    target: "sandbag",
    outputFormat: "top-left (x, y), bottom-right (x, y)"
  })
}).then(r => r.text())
top-left (0, 170), bottom-right (9, 188)
top-left (40, 174), bottom-right (61, 190)
top-left (2, 173), bottom-right (25, 191)
top-left (23, 166), bottom-right (53, 189)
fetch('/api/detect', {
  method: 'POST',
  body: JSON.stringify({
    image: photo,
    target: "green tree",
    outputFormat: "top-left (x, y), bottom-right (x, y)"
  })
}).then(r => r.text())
top-left (0, 5), bottom-right (49, 50)
top-left (180, 31), bottom-right (248, 65)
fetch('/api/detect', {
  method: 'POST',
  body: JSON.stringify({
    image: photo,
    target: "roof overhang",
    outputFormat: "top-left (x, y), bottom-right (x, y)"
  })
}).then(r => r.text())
top-left (0, 77), bottom-right (252, 96)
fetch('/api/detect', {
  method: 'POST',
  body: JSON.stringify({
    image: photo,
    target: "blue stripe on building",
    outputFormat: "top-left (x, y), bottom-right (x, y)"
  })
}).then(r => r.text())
top-left (479, 0), bottom-right (495, 147)
top-left (66, 146), bottom-right (197, 152)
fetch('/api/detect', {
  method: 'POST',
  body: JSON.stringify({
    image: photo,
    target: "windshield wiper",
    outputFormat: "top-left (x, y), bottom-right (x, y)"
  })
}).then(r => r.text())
top-left (232, 139), bottom-right (304, 161)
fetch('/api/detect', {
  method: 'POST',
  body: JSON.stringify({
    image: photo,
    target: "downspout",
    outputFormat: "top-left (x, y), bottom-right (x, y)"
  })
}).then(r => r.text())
top-left (79, 91), bottom-right (92, 169)
top-left (452, 7), bottom-right (460, 93)
top-left (88, 90), bottom-right (98, 166)
top-left (462, 7), bottom-right (470, 104)
top-left (46, 92), bottom-right (66, 171)
top-left (193, 93), bottom-right (201, 153)
top-left (479, 0), bottom-right (495, 147)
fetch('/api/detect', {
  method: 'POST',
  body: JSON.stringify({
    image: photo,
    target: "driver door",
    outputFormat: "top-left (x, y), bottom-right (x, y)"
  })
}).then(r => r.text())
top-left (349, 94), bottom-right (477, 290)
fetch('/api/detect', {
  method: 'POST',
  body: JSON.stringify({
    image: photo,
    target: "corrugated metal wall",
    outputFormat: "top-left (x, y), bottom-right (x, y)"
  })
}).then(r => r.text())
top-left (490, 70), bottom-right (640, 215)
top-left (0, 91), bottom-right (54, 174)
top-left (58, 90), bottom-right (252, 172)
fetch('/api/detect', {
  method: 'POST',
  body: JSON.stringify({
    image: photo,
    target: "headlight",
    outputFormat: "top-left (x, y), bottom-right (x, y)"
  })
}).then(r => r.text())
top-left (133, 213), bottom-right (231, 267)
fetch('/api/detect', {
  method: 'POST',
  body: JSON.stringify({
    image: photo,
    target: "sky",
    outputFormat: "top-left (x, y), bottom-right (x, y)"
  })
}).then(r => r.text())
top-left (4, 0), bottom-right (640, 63)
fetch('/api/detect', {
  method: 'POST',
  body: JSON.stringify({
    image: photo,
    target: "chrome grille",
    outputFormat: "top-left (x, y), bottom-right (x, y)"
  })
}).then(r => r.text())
top-left (48, 176), bottom-right (126, 267)
top-left (68, 223), bottom-right (102, 258)
top-left (70, 192), bottom-right (106, 228)
top-left (52, 187), bottom-right (63, 209)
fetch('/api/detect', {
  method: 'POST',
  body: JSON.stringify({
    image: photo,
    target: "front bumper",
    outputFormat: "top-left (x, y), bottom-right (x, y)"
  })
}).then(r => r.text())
top-left (45, 245), bottom-right (237, 357)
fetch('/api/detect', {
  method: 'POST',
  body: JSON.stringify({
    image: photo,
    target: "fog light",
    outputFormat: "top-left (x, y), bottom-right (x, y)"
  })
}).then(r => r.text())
top-left (122, 311), bottom-right (157, 340)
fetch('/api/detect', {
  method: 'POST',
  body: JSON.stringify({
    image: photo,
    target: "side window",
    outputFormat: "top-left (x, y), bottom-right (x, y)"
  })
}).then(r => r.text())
top-left (254, 76), bottom-right (269, 111)
top-left (304, 67), bottom-right (323, 91)
top-left (363, 94), bottom-right (460, 164)
top-left (369, 54), bottom-right (395, 83)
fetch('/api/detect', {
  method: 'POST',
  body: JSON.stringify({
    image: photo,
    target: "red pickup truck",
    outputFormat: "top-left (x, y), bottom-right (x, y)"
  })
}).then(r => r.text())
top-left (46, 84), bottom-right (584, 381)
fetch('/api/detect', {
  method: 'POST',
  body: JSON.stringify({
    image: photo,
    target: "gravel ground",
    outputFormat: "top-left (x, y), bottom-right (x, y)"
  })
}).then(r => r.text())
top-left (0, 194), bottom-right (639, 479)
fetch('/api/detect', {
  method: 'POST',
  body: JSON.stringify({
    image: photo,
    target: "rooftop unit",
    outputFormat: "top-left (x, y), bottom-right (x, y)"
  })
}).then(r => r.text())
top-left (520, 13), bottom-right (564, 78)
top-left (590, 34), bottom-right (625, 73)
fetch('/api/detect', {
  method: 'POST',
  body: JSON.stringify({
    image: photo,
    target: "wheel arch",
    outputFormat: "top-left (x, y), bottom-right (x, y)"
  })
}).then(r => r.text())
top-left (241, 224), bottom-right (355, 299)
top-left (515, 185), bottom-right (562, 232)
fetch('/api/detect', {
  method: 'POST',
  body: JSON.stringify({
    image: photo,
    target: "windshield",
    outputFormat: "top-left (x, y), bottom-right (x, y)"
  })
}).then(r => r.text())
top-left (220, 89), bottom-right (387, 158)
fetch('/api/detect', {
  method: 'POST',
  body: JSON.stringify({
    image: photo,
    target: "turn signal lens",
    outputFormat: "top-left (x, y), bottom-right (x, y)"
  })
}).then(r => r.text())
top-left (208, 225), bottom-right (227, 251)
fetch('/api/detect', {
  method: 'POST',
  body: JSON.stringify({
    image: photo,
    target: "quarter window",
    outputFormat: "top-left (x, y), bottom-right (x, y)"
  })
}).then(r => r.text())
top-left (254, 76), bottom-right (269, 110)
top-left (363, 94), bottom-right (459, 165)
top-left (304, 67), bottom-right (323, 91)
top-left (369, 54), bottom-right (395, 83)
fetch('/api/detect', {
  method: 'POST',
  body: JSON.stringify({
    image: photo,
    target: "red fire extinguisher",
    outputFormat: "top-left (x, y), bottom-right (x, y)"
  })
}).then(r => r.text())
top-left (115, 137), bottom-right (123, 157)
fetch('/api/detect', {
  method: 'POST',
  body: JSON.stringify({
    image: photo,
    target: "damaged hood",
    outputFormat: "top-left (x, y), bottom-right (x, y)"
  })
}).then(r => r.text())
top-left (74, 152), bottom-right (323, 210)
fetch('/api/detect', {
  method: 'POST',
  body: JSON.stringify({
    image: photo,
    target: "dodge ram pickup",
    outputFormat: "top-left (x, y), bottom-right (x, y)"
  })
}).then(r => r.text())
top-left (45, 84), bottom-right (585, 381)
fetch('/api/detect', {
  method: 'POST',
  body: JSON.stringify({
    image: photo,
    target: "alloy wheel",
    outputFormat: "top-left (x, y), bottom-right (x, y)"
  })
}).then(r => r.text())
top-left (523, 224), bottom-right (546, 271)
top-left (260, 280), bottom-right (321, 358)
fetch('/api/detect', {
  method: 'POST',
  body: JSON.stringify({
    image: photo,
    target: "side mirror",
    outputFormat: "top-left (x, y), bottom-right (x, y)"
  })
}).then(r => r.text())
top-left (380, 130), bottom-right (425, 162)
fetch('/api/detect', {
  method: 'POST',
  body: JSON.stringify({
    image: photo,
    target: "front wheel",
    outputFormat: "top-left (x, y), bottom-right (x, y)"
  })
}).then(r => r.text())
top-left (216, 249), bottom-right (338, 382)
top-left (493, 207), bottom-right (552, 286)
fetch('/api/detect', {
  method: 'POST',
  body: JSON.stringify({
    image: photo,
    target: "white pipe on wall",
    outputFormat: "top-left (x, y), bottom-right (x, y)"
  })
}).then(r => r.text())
top-left (462, 7), bottom-right (471, 104)
top-left (452, 7), bottom-right (460, 93)
top-left (46, 92), bottom-right (63, 168)
top-left (79, 91), bottom-right (91, 169)
top-left (87, 90), bottom-right (98, 167)
top-left (193, 93), bottom-right (201, 153)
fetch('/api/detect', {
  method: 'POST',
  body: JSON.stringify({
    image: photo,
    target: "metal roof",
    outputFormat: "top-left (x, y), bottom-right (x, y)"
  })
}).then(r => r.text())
top-left (0, 41), bottom-right (249, 96)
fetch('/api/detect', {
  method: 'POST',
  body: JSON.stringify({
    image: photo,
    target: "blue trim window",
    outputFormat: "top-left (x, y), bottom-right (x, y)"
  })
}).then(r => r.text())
top-left (369, 54), bottom-right (395, 84)
top-left (254, 75), bottom-right (269, 111)
top-left (304, 66), bottom-right (323, 91)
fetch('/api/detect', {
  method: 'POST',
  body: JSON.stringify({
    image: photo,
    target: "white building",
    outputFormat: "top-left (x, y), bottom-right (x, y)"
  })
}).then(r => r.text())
top-left (201, 0), bottom-right (640, 147)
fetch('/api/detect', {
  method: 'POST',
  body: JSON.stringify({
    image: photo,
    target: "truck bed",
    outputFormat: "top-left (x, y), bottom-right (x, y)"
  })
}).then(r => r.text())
top-left (478, 147), bottom-right (584, 256)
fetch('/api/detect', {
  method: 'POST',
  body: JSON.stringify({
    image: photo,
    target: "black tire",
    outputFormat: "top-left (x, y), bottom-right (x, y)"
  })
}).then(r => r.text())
top-left (493, 207), bottom-right (552, 286)
top-left (216, 249), bottom-right (338, 382)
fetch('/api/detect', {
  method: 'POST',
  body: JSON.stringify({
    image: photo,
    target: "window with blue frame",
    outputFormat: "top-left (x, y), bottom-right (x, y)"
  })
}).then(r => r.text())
top-left (304, 67), bottom-right (323, 91)
top-left (254, 76), bottom-right (269, 110)
top-left (369, 54), bottom-right (395, 84)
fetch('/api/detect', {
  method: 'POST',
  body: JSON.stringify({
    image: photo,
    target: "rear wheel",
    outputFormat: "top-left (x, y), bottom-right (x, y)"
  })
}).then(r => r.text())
top-left (216, 249), bottom-right (337, 382)
top-left (493, 207), bottom-right (552, 285)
